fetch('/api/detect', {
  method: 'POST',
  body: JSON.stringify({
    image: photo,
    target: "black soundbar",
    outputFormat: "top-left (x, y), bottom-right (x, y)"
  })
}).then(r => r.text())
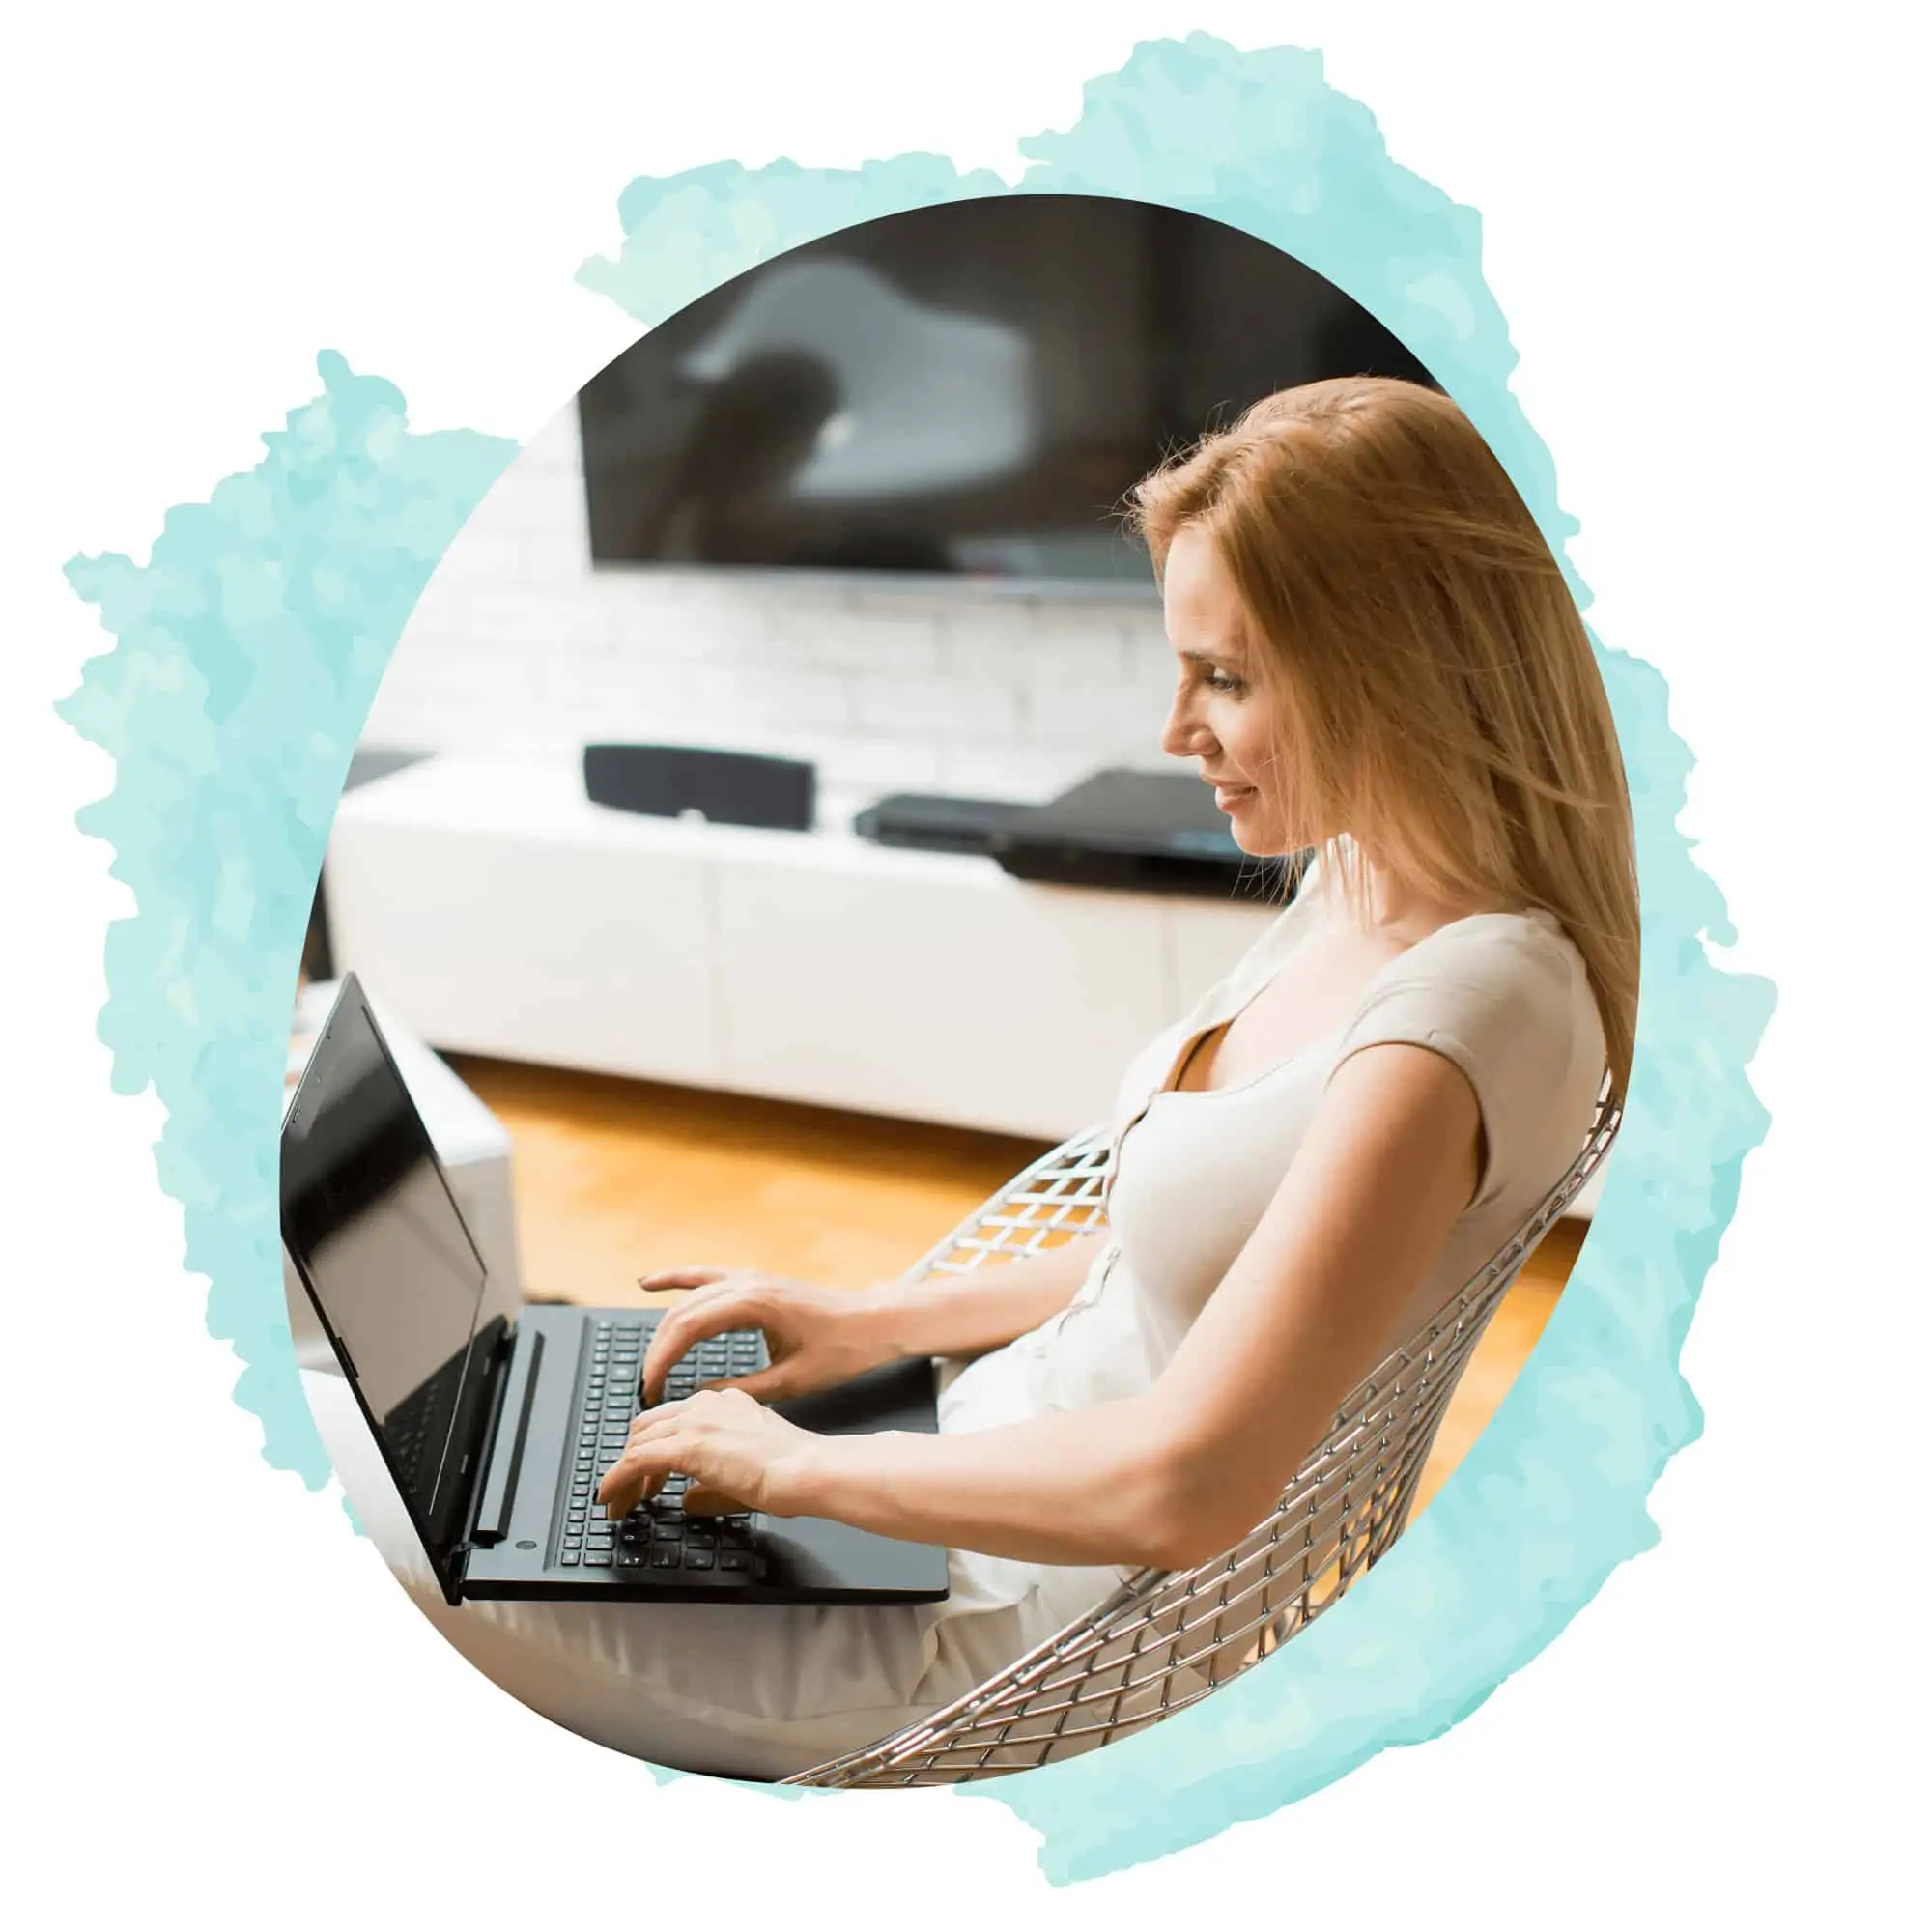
top-left (582, 743), bottom-right (816, 832)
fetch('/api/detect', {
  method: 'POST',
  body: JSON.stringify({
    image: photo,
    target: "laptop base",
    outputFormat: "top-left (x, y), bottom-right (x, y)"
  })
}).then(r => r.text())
top-left (458, 1305), bottom-right (950, 1606)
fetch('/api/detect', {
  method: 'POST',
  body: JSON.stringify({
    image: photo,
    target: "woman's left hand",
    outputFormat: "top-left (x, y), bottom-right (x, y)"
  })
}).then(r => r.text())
top-left (595, 1388), bottom-right (817, 1520)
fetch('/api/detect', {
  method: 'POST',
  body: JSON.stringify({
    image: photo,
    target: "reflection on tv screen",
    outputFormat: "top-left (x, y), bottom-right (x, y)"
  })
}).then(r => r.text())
top-left (578, 194), bottom-right (1439, 587)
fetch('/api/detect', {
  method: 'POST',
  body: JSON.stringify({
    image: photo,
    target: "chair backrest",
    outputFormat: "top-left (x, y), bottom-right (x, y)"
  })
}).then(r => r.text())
top-left (785, 1090), bottom-right (1620, 1787)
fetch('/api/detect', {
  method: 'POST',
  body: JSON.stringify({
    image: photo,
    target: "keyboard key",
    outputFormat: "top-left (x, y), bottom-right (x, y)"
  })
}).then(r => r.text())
top-left (651, 1549), bottom-right (682, 1569)
top-left (684, 1550), bottom-right (715, 1570)
top-left (719, 1549), bottom-right (751, 1571)
top-left (560, 1552), bottom-right (581, 1566)
top-left (583, 1550), bottom-right (612, 1568)
top-left (615, 1549), bottom-right (647, 1569)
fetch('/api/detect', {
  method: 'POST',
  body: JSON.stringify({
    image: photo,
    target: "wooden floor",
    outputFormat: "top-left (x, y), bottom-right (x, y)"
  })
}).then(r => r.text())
top-left (449, 1054), bottom-right (1584, 1522)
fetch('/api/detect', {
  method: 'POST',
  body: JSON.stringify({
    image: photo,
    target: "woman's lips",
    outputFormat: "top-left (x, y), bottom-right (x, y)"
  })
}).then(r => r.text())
top-left (1212, 784), bottom-right (1257, 812)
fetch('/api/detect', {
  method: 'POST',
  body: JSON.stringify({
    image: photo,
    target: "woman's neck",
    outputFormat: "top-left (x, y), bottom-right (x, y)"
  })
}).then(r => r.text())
top-left (1317, 840), bottom-right (1496, 944)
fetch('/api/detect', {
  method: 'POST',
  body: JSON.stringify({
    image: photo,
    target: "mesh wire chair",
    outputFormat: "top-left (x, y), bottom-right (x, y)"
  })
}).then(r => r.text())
top-left (782, 1088), bottom-right (1620, 1789)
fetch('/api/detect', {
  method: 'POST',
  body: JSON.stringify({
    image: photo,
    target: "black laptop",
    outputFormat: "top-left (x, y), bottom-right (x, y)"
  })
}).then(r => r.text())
top-left (281, 973), bottom-right (950, 1608)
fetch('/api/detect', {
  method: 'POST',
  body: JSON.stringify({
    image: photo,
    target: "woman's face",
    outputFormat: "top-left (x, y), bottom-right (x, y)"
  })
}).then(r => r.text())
top-left (1158, 526), bottom-right (1298, 855)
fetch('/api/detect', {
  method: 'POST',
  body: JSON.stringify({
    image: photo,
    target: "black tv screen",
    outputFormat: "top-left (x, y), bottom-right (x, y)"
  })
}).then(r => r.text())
top-left (578, 194), bottom-right (1439, 591)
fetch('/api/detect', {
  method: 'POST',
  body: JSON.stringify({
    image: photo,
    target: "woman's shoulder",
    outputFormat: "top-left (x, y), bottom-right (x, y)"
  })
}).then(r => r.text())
top-left (1341, 906), bottom-right (1602, 1103)
top-left (1378, 905), bottom-right (1588, 1009)
top-left (1337, 907), bottom-right (1604, 1210)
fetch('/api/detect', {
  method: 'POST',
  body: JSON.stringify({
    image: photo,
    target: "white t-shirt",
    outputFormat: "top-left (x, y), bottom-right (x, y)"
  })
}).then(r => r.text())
top-left (923, 863), bottom-right (1607, 1650)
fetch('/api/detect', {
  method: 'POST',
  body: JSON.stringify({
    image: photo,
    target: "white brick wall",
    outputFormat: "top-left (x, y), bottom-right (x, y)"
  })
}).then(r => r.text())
top-left (365, 401), bottom-right (1182, 804)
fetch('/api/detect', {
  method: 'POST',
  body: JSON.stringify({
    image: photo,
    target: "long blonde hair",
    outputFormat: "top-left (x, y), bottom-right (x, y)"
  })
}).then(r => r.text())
top-left (1129, 376), bottom-right (1639, 1103)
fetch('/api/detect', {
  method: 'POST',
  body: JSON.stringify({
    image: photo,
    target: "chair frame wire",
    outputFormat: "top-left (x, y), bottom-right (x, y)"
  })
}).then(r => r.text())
top-left (783, 1091), bottom-right (1620, 1788)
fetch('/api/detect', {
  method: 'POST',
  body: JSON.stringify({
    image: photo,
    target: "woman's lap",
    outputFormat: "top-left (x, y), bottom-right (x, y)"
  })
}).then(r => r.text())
top-left (302, 1368), bottom-right (1027, 1778)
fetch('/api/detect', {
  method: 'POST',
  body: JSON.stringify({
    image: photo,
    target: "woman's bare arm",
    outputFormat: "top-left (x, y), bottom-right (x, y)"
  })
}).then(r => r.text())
top-left (857, 1228), bottom-right (1110, 1361)
top-left (635, 1227), bottom-right (1112, 1406)
top-left (768, 1043), bottom-right (1482, 1569)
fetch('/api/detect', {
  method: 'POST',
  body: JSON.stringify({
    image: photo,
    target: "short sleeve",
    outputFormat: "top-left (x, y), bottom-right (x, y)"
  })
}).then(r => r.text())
top-left (1327, 916), bottom-right (1602, 1210)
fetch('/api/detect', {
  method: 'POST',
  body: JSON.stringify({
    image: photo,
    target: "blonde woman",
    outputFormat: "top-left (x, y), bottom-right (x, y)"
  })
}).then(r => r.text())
top-left (311, 376), bottom-right (1637, 1778)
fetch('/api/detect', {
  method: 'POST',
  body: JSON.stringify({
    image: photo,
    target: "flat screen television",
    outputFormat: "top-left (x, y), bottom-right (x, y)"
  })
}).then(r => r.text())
top-left (577, 194), bottom-right (1440, 593)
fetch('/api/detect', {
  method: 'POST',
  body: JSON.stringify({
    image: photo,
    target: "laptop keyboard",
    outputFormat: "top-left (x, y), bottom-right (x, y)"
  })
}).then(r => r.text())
top-left (558, 1318), bottom-right (769, 1576)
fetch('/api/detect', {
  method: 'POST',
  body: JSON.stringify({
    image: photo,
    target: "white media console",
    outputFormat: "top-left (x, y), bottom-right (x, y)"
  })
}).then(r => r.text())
top-left (322, 754), bottom-right (1276, 1145)
top-left (321, 753), bottom-right (1602, 1214)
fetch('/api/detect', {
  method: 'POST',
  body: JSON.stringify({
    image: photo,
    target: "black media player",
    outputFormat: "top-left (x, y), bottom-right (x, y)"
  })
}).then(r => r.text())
top-left (991, 769), bottom-right (1294, 901)
top-left (852, 792), bottom-right (1030, 857)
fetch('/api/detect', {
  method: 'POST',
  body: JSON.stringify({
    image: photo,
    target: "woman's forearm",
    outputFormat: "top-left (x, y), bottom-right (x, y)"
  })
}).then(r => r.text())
top-left (859, 1229), bottom-right (1110, 1362)
top-left (779, 1392), bottom-right (1209, 1573)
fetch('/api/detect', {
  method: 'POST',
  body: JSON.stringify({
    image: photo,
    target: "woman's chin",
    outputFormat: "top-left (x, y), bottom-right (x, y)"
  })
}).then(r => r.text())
top-left (1224, 810), bottom-right (1282, 857)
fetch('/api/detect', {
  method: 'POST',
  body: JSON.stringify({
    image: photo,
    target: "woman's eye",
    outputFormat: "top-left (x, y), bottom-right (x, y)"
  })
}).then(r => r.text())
top-left (1205, 668), bottom-right (1244, 694)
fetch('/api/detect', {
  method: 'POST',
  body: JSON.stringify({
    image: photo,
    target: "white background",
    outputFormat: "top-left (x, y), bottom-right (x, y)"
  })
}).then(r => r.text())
top-left (4, 2), bottom-right (1927, 1923)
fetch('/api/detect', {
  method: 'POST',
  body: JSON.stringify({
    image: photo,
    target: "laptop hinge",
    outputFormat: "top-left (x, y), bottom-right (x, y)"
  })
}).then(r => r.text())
top-left (469, 1329), bottom-right (545, 1547)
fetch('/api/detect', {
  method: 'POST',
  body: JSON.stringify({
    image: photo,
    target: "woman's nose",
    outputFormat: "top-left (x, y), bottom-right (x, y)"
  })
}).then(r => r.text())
top-left (1160, 689), bottom-right (1212, 760)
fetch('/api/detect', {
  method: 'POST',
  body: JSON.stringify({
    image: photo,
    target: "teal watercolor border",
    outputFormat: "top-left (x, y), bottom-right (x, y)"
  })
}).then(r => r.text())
top-left (58, 34), bottom-right (1772, 1888)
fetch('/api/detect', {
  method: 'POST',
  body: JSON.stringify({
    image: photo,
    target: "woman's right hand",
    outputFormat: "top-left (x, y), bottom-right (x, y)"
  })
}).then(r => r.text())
top-left (634, 1267), bottom-right (900, 1406)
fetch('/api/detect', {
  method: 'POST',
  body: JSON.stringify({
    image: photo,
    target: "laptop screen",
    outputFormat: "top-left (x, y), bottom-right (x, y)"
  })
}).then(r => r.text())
top-left (281, 977), bottom-right (506, 1580)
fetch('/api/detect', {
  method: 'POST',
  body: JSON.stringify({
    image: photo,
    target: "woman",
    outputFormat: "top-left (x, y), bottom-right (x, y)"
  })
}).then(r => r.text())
top-left (315, 375), bottom-right (1637, 1779)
